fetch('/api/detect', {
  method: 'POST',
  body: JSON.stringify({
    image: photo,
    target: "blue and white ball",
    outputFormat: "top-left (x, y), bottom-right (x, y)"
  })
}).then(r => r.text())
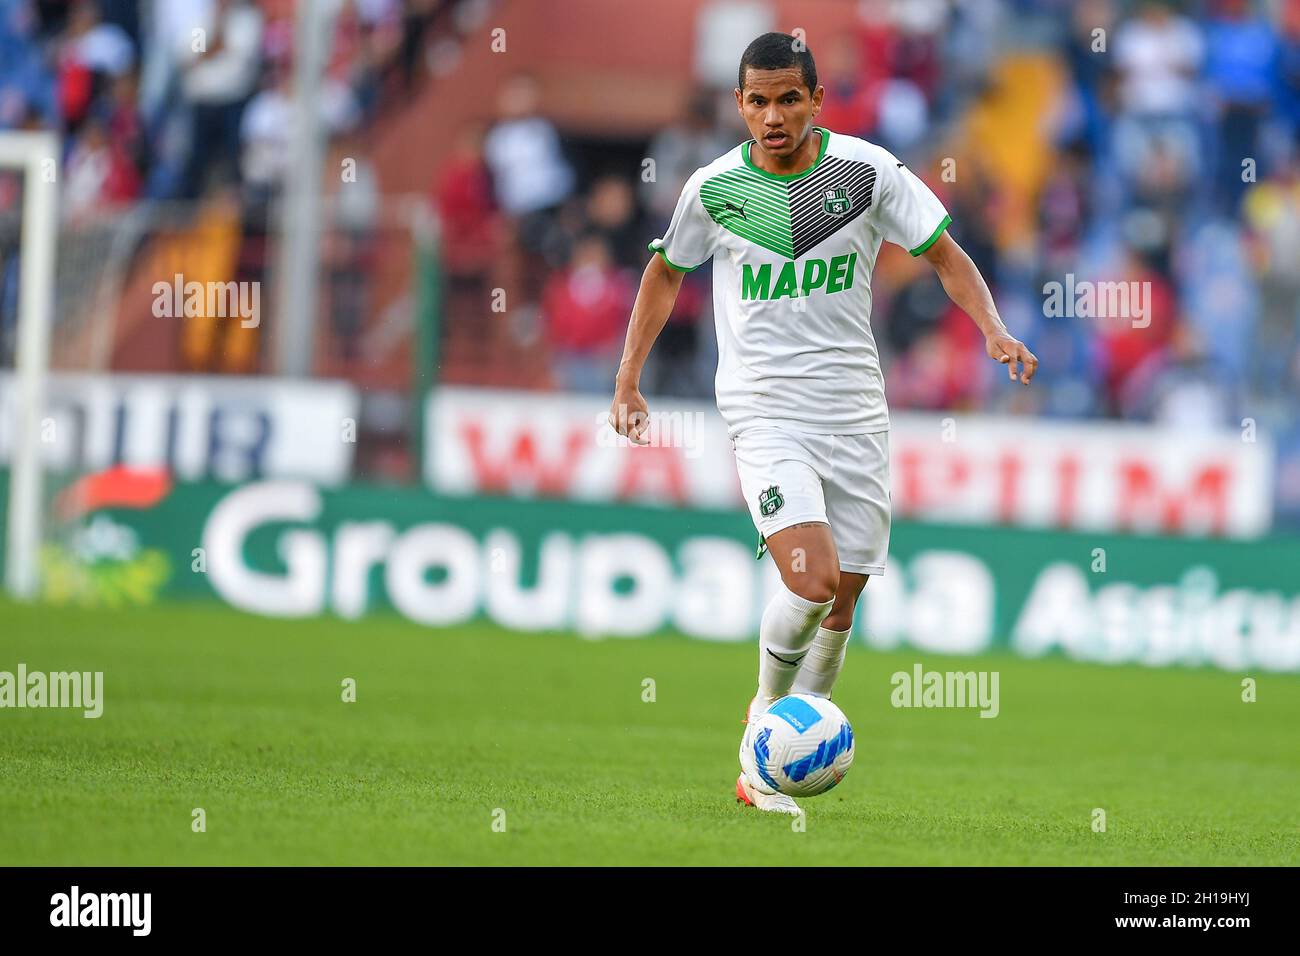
top-left (741, 694), bottom-right (855, 798)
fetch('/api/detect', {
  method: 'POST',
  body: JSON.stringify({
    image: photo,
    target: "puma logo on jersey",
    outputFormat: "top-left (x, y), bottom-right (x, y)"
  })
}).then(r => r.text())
top-left (741, 253), bottom-right (859, 301)
top-left (714, 199), bottom-right (748, 222)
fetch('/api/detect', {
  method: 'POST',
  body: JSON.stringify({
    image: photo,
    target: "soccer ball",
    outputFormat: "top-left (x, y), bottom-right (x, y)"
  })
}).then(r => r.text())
top-left (741, 694), bottom-right (854, 798)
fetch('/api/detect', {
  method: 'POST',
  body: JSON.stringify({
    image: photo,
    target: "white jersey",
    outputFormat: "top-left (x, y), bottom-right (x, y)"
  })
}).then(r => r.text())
top-left (649, 127), bottom-right (950, 436)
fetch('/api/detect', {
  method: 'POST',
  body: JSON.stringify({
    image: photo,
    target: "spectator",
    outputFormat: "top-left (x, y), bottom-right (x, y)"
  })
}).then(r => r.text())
top-left (1114, 0), bottom-right (1203, 116)
top-left (541, 235), bottom-right (632, 393)
top-left (177, 0), bottom-right (264, 197)
top-left (58, 0), bottom-right (137, 131)
top-left (1277, 0), bottom-right (1300, 146)
top-left (642, 88), bottom-right (734, 224)
top-left (240, 61), bottom-right (360, 202)
top-left (63, 112), bottom-right (139, 219)
top-left (643, 270), bottom-right (709, 398)
top-left (1203, 0), bottom-right (1280, 213)
top-left (1111, 0), bottom-right (1203, 207)
top-left (435, 123), bottom-right (499, 277)
top-left (65, 0), bottom-right (134, 81)
top-left (483, 74), bottom-right (575, 222)
top-left (106, 69), bottom-right (145, 178)
top-left (1179, 217), bottom-right (1256, 388)
top-left (1242, 156), bottom-right (1300, 399)
top-left (1038, 141), bottom-right (1092, 275)
top-left (324, 133), bottom-right (379, 363)
top-left (0, 0), bottom-right (56, 130)
top-left (238, 62), bottom-right (292, 202)
top-left (585, 175), bottom-right (646, 270)
top-left (1145, 324), bottom-right (1235, 429)
top-left (816, 37), bottom-right (875, 138)
top-left (1096, 246), bottom-right (1178, 416)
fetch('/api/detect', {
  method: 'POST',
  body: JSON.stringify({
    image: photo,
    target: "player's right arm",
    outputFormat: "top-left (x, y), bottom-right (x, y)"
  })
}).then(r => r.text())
top-left (609, 255), bottom-right (685, 444)
top-left (609, 167), bottom-right (719, 444)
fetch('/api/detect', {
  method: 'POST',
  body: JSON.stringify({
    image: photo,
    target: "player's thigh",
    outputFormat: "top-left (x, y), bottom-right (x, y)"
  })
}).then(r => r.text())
top-left (732, 427), bottom-right (838, 602)
top-left (823, 431), bottom-right (891, 577)
top-left (764, 521), bottom-right (840, 603)
top-left (732, 426), bottom-right (826, 535)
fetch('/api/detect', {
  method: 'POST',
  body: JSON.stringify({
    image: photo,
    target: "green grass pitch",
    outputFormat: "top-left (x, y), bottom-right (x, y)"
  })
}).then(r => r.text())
top-left (1, 598), bottom-right (1297, 866)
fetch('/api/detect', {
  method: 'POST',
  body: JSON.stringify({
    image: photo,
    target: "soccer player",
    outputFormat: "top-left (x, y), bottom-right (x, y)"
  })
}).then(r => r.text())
top-left (607, 33), bottom-right (1038, 815)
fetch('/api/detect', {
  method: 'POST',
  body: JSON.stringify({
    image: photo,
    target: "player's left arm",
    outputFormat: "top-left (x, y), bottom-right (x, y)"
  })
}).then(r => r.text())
top-left (921, 232), bottom-right (1038, 385)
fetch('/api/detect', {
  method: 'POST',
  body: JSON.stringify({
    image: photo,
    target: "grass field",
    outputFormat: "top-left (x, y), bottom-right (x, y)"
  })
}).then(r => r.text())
top-left (1, 598), bottom-right (1297, 866)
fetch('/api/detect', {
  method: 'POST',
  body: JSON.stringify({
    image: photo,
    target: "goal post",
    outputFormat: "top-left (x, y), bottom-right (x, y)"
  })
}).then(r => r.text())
top-left (1, 130), bottom-right (59, 600)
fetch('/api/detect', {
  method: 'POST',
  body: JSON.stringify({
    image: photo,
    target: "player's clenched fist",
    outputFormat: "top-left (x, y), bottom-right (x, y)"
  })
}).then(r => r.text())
top-left (608, 384), bottom-right (651, 445)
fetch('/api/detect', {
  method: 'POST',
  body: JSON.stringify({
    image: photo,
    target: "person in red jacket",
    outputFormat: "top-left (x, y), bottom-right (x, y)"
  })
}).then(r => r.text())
top-left (542, 234), bottom-right (634, 393)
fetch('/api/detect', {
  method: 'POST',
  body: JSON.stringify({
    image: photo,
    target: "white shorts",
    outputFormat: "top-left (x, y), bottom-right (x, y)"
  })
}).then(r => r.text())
top-left (731, 425), bottom-right (891, 576)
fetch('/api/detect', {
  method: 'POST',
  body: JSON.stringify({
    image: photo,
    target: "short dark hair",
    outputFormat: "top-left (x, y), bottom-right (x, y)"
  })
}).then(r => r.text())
top-left (738, 32), bottom-right (817, 94)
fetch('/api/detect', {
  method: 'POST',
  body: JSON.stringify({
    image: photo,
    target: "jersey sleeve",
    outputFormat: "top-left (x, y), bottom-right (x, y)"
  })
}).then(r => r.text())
top-left (872, 152), bottom-right (951, 256)
top-left (648, 169), bottom-right (719, 271)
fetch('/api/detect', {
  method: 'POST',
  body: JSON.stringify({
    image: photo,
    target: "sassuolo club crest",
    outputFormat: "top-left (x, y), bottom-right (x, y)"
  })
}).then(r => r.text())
top-left (823, 186), bottom-right (852, 216)
top-left (758, 485), bottom-right (785, 517)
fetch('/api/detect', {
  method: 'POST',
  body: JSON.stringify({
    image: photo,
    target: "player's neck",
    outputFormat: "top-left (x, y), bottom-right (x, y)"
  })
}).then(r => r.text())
top-left (749, 128), bottom-right (823, 177)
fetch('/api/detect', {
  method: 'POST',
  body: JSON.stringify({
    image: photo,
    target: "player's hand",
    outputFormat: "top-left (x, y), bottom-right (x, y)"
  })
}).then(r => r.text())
top-left (986, 332), bottom-right (1038, 385)
top-left (608, 382), bottom-right (651, 445)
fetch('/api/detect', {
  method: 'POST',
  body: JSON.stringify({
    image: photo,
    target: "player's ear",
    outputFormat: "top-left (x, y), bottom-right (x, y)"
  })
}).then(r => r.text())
top-left (733, 87), bottom-right (744, 113)
top-left (811, 84), bottom-right (824, 115)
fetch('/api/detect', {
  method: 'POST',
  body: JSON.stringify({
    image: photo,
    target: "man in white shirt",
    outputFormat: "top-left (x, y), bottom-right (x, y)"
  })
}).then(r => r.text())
top-left (608, 33), bottom-right (1038, 815)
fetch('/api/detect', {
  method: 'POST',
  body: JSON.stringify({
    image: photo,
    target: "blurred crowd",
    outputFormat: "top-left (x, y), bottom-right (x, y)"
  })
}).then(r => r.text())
top-left (0, 0), bottom-right (442, 214)
top-left (0, 0), bottom-right (453, 370)
top-left (435, 0), bottom-right (1300, 490)
top-left (2, 0), bottom-right (1299, 498)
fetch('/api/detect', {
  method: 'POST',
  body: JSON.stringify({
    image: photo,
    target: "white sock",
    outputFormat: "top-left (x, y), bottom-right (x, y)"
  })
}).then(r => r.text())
top-left (791, 626), bottom-right (852, 698)
top-left (756, 584), bottom-right (834, 705)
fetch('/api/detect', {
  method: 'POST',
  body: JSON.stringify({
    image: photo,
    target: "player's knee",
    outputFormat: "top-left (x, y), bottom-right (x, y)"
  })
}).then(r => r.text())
top-left (788, 569), bottom-right (838, 606)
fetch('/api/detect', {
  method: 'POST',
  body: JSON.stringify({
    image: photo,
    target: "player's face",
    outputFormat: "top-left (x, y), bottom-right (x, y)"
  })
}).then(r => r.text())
top-left (735, 67), bottom-right (823, 159)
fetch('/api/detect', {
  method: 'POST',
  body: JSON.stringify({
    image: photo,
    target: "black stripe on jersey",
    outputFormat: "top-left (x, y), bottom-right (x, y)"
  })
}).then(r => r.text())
top-left (788, 156), bottom-right (876, 258)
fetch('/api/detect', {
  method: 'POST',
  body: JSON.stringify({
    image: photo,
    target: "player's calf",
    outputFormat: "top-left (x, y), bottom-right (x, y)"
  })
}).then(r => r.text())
top-left (791, 625), bottom-right (852, 698)
top-left (793, 572), bottom-right (869, 698)
top-left (756, 582), bottom-right (833, 703)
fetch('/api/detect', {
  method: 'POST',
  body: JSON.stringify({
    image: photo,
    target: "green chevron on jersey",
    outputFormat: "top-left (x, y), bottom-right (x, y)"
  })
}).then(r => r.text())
top-left (699, 168), bottom-right (794, 258)
top-left (699, 147), bottom-right (877, 259)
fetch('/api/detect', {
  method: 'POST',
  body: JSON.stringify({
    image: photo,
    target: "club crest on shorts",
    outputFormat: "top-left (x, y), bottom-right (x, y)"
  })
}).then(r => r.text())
top-left (822, 186), bottom-right (852, 216)
top-left (758, 485), bottom-right (785, 517)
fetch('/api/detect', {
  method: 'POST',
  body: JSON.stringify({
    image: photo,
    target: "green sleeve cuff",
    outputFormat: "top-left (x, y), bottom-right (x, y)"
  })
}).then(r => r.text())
top-left (908, 214), bottom-right (952, 257)
top-left (647, 242), bottom-right (702, 272)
